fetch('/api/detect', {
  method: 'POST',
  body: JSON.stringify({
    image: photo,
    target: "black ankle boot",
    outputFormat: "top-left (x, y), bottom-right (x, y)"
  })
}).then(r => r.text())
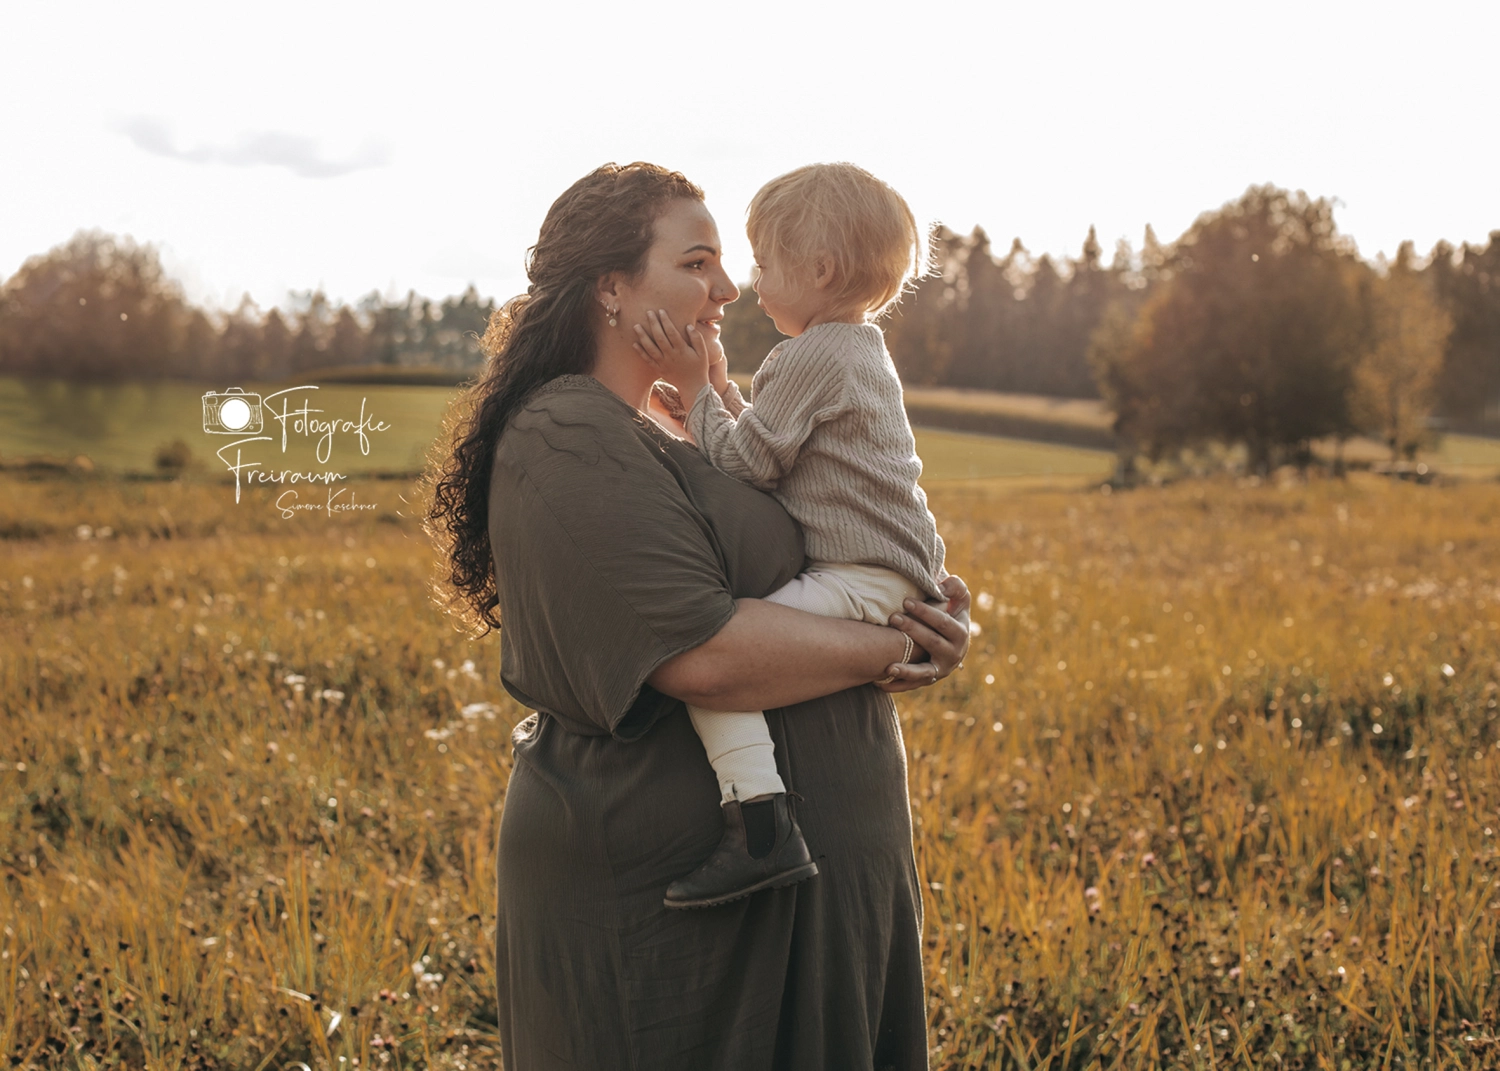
top-left (663, 793), bottom-right (818, 910)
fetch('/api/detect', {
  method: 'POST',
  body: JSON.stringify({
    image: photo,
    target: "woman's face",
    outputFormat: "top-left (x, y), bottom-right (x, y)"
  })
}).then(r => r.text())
top-left (610, 198), bottom-right (739, 347)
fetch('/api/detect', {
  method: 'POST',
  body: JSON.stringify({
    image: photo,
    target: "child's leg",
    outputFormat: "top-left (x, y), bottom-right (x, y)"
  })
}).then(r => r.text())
top-left (769, 563), bottom-right (927, 626)
top-left (667, 565), bottom-right (926, 908)
top-left (685, 565), bottom-right (920, 804)
top-left (685, 707), bottom-right (785, 805)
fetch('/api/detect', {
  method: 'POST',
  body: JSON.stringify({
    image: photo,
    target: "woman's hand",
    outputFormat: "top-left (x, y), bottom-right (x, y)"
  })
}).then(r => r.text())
top-left (876, 574), bottom-right (972, 693)
top-left (633, 309), bottom-right (714, 401)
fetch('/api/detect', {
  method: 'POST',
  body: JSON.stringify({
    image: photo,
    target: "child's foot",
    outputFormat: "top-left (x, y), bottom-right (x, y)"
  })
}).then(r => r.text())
top-left (663, 792), bottom-right (818, 910)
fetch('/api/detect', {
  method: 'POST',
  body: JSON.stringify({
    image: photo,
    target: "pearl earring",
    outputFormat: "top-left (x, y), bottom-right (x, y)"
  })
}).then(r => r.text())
top-left (603, 301), bottom-right (618, 327)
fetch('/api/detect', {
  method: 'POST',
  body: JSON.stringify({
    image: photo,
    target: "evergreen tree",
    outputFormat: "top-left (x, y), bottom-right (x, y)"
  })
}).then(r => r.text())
top-left (219, 296), bottom-right (263, 381)
top-left (1426, 233), bottom-right (1500, 419)
top-left (257, 309), bottom-right (293, 380)
top-left (957, 227), bottom-right (1009, 390)
top-left (884, 226), bottom-right (966, 386)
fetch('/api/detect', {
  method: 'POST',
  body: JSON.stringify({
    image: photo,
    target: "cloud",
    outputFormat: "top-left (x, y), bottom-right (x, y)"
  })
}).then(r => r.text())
top-left (119, 117), bottom-right (387, 179)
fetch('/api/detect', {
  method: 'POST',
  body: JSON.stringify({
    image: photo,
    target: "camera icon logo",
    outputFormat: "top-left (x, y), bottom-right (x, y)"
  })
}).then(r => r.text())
top-left (203, 387), bottom-right (264, 434)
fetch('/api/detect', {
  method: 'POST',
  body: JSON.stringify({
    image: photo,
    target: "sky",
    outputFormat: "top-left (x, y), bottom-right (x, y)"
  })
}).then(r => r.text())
top-left (2, 0), bottom-right (1495, 312)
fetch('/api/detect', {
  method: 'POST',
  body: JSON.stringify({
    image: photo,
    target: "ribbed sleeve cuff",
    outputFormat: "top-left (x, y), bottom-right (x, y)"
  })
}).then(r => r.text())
top-left (686, 383), bottom-right (730, 445)
top-left (719, 379), bottom-right (748, 417)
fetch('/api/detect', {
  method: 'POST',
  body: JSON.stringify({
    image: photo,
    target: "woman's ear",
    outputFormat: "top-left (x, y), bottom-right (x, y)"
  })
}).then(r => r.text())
top-left (595, 272), bottom-right (624, 308)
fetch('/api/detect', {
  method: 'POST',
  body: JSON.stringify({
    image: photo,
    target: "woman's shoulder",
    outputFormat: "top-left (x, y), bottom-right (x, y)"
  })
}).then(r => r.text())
top-left (514, 374), bottom-right (630, 424)
top-left (501, 376), bottom-right (653, 459)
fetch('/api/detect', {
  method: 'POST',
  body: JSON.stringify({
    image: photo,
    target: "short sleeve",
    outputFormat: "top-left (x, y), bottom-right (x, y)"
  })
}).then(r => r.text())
top-left (488, 381), bottom-right (737, 740)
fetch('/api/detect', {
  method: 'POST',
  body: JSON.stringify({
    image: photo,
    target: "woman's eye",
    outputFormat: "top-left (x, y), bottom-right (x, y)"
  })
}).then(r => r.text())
top-left (686, 260), bottom-right (705, 270)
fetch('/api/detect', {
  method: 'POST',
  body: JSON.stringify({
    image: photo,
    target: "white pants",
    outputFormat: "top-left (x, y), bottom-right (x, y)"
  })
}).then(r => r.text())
top-left (688, 563), bottom-right (925, 804)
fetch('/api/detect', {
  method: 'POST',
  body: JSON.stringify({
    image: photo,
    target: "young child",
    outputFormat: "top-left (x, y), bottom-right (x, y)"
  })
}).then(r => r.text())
top-left (634, 163), bottom-right (947, 910)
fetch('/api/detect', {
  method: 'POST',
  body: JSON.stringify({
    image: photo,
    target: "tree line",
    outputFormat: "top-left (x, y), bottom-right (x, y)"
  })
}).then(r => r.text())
top-left (2, 190), bottom-right (1497, 470)
top-left (0, 232), bottom-right (495, 382)
top-left (865, 185), bottom-right (1496, 467)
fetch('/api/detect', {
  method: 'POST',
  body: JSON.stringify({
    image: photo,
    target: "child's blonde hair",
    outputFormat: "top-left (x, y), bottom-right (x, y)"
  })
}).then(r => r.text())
top-left (747, 162), bottom-right (926, 319)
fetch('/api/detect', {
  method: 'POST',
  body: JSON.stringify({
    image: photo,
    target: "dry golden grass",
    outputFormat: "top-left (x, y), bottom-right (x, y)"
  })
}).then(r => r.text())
top-left (3, 471), bottom-right (1499, 1069)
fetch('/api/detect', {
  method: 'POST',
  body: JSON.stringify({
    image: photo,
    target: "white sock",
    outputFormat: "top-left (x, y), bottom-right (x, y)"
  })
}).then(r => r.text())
top-left (687, 707), bottom-right (786, 804)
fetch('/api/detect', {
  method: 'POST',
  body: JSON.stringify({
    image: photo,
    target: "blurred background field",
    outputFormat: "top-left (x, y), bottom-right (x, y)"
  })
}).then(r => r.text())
top-left (5, 376), bottom-right (1500, 489)
top-left (0, 378), bottom-right (453, 477)
top-left (4, 467), bottom-right (1500, 1069)
top-left (0, 374), bottom-right (1127, 484)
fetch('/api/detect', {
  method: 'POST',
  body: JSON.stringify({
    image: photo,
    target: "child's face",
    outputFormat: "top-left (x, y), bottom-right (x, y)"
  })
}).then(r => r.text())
top-left (750, 249), bottom-right (829, 338)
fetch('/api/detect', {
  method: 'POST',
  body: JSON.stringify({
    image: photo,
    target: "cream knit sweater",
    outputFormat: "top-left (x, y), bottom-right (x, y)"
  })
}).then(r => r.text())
top-left (686, 321), bottom-right (946, 600)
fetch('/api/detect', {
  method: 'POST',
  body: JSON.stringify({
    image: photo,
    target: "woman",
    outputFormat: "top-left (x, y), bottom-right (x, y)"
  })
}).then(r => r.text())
top-left (427, 162), bottom-right (970, 1070)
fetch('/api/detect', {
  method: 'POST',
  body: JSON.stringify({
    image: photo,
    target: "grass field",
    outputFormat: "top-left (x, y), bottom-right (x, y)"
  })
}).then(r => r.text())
top-left (9, 376), bottom-right (1496, 483)
top-left (4, 467), bottom-right (1500, 1069)
top-left (0, 375), bottom-right (1118, 486)
top-left (0, 378), bottom-right (454, 476)
top-left (915, 429), bottom-right (1113, 482)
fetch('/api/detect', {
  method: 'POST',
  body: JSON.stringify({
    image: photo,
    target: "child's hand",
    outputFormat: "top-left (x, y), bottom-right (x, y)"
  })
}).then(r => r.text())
top-left (707, 343), bottom-right (730, 396)
top-left (633, 310), bottom-right (712, 401)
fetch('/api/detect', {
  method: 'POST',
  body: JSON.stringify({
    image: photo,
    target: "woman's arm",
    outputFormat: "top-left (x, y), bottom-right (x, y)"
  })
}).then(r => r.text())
top-left (647, 575), bottom-right (970, 710)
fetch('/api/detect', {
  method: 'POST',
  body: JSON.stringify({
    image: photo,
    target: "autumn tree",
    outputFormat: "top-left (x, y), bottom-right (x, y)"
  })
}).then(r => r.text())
top-left (0, 231), bottom-right (190, 380)
top-left (1091, 186), bottom-right (1366, 471)
top-left (1354, 244), bottom-right (1452, 459)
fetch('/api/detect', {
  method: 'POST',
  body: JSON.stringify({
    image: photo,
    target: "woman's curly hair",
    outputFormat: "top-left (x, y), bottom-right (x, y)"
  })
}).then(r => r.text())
top-left (424, 162), bottom-right (704, 634)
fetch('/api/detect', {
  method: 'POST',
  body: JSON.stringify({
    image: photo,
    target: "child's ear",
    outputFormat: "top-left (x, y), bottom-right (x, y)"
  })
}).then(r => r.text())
top-left (811, 254), bottom-right (838, 291)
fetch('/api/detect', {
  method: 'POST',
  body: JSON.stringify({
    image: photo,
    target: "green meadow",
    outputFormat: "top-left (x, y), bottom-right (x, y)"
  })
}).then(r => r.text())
top-left (6, 378), bottom-right (1497, 487)
top-left (0, 377), bottom-right (1120, 483)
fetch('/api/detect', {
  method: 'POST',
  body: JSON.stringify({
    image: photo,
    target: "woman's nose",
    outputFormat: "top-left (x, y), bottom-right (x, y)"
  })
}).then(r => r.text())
top-left (711, 266), bottom-right (739, 304)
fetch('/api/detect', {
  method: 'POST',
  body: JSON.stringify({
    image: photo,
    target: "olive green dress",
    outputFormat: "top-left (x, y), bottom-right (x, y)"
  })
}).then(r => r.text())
top-left (487, 375), bottom-right (926, 1070)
